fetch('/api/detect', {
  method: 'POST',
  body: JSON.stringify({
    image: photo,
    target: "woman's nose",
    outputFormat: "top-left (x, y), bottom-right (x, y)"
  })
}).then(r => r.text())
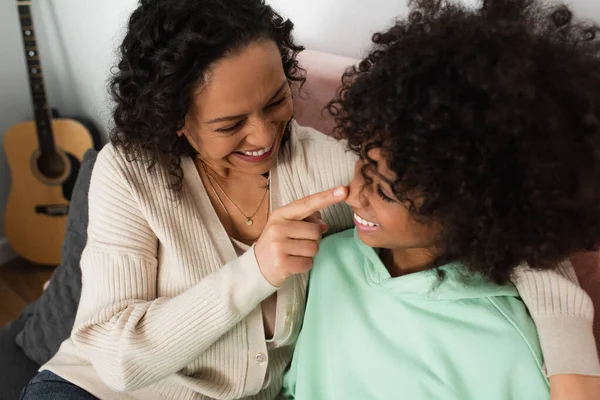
top-left (245, 117), bottom-right (275, 147)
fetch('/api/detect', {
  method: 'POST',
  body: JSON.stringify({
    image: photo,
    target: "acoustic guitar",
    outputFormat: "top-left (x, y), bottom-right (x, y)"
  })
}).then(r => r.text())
top-left (3, 0), bottom-right (96, 265)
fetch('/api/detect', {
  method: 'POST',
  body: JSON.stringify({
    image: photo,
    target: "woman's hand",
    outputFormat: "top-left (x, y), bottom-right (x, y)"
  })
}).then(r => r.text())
top-left (550, 374), bottom-right (600, 400)
top-left (254, 186), bottom-right (348, 287)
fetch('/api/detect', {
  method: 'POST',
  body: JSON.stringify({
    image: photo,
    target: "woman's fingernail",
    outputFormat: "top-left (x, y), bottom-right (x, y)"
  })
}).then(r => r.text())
top-left (319, 222), bottom-right (329, 233)
top-left (333, 186), bottom-right (345, 197)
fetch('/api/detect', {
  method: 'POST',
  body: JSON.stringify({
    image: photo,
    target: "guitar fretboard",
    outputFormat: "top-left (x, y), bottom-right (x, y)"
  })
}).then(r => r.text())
top-left (17, 0), bottom-right (55, 154)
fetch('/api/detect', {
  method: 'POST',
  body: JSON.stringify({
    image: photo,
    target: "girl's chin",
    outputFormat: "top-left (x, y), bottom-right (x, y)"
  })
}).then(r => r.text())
top-left (356, 230), bottom-right (382, 247)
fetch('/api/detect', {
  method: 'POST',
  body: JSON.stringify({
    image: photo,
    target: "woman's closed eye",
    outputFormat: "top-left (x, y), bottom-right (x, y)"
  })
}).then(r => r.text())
top-left (215, 96), bottom-right (290, 133)
top-left (265, 94), bottom-right (290, 111)
top-left (216, 120), bottom-right (244, 133)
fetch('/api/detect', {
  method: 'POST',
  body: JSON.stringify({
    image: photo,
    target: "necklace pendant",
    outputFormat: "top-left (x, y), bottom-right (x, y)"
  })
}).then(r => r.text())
top-left (246, 218), bottom-right (253, 226)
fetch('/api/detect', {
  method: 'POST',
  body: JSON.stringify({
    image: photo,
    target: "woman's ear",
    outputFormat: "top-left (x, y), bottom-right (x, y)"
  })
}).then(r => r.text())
top-left (178, 116), bottom-right (190, 137)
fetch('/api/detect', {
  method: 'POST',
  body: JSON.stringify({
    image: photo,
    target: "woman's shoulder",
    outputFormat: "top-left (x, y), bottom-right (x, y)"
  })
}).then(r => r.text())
top-left (96, 142), bottom-right (135, 175)
top-left (97, 142), bottom-right (144, 169)
top-left (96, 142), bottom-right (169, 183)
top-left (288, 120), bottom-right (357, 167)
top-left (93, 142), bottom-right (177, 205)
top-left (290, 120), bottom-right (345, 148)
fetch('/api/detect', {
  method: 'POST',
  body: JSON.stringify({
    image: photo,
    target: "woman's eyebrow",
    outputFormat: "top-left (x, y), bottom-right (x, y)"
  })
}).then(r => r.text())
top-left (266, 80), bottom-right (288, 103)
top-left (206, 114), bottom-right (247, 124)
top-left (206, 80), bottom-right (287, 124)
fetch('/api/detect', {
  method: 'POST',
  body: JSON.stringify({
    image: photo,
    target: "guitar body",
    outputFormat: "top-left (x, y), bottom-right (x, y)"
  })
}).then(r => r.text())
top-left (4, 119), bottom-right (94, 265)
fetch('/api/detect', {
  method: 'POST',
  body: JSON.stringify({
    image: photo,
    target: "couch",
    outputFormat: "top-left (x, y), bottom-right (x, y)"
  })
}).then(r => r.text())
top-left (1, 49), bottom-right (599, 400)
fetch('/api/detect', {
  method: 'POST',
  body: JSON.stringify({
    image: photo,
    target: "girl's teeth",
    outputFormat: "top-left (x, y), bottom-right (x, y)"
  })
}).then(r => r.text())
top-left (354, 213), bottom-right (380, 227)
top-left (242, 145), bottom-right (272, 156)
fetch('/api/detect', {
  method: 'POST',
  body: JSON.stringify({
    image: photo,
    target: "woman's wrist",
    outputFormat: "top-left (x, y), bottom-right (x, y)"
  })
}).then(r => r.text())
top-left (550, 374), bottom-right (600, 400)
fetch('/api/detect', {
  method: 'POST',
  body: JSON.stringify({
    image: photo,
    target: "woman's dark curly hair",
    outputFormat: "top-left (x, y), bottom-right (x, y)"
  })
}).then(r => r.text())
top-left (329, 0), bottom-right (600, 284)
top-left (110, 0), bottom-right (305, 192)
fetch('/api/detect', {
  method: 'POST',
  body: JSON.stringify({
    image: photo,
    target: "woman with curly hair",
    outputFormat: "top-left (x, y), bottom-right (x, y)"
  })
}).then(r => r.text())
top-left (20, 0), bottom-right (599, 399)
top-left (284, 0), bottom-right (600, 399)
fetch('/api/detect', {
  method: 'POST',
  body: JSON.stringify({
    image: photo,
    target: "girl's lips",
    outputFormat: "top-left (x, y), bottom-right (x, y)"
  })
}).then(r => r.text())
top-left (354, 213), bottom-right (381, 233)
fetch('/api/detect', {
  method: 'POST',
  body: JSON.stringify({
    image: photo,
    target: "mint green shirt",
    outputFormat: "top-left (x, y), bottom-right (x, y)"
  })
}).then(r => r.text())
top-left (283, 229), bottom-right (549, 400)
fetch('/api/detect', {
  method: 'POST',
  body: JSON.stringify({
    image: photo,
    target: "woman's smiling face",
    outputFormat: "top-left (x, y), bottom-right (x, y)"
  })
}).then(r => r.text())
top-left (182, 39), bottom-right (294, 176)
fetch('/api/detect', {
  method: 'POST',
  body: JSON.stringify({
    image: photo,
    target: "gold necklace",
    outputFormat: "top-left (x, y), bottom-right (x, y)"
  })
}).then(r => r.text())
top-left (203, 172), bottom-right (257, 242)
top-left (201, 163), bottom-right (269, 226)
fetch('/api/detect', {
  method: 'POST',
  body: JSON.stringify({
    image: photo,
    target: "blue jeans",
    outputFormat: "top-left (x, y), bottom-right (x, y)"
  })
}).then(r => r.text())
top-left (20, 370), bottom-right (98, 400)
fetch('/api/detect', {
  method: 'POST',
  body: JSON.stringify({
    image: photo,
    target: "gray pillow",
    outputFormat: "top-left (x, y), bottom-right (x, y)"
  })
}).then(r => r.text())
top-left (0, 303), bottom-right (41, 400)
top-left (15, 149), bottom-right (98, 365)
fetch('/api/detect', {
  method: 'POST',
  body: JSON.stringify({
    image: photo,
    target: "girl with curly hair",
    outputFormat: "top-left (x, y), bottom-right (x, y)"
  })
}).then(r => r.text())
top-left (20, 0), bottom-right (599, 399)
top-left (284, 0), bottom-right (600, 399)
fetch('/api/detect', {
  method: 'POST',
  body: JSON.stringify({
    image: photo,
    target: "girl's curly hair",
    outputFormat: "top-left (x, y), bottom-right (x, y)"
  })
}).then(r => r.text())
top-left (109, 0), bottom-right (305, 192)
top-left (329, 0), bottom-right (600, 284)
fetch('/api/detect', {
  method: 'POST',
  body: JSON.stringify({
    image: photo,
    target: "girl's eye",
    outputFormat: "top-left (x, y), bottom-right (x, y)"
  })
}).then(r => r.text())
top-left (216, 120), bottom-right (243, 133)
top-left (377, 185), bottom-right (395, 203)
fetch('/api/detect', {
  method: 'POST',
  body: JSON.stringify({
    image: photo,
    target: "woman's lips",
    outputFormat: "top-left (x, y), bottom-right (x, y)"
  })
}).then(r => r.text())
top-left (233, 144), bottom-right (274, 163)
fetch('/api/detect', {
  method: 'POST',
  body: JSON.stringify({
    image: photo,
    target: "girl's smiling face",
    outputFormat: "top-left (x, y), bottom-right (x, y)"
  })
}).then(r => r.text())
top-left (345, 149), bottom-right (442, 271)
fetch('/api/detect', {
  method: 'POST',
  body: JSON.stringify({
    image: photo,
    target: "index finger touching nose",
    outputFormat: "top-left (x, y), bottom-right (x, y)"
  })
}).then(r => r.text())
top-left (279, 186), bottom-right (348, 221)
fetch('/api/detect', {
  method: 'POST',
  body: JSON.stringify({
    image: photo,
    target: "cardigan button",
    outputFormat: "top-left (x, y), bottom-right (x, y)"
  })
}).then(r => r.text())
top-left (255, 353), bottom-right (267, 364)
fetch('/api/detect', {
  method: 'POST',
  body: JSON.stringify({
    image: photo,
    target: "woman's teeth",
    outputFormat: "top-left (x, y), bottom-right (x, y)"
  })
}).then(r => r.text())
top-left (240, 145), bottom-right (272, 157)
top-left (354, 213), bottom-right (380, 227)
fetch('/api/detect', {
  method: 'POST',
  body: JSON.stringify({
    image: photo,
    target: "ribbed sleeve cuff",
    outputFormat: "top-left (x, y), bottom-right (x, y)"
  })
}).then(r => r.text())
top-left (513, 263), bottom-right (600, 376)
top-left (227, 246), bottom-right (278, 316)
top-left (535, 314), bottom-right (600, 377)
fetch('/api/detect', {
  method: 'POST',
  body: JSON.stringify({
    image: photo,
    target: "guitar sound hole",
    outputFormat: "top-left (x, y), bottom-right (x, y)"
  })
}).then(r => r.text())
top-left (37, 152), bottom-right (66, 179)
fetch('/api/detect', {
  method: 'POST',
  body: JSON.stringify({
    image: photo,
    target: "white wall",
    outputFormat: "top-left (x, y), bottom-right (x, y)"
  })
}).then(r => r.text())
top-left (267, 0), bottom-right (411, 59)
top-left (0, 0), bottom-right (598, 262)
top-left (0, 0), bottom-right (31, 262)
top-left (268, 0), bottom-right (599, 59)
top-left (35, 0), bottom-right (139, 139)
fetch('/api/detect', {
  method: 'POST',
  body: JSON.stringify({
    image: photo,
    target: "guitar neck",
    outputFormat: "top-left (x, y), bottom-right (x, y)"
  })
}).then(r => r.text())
top-left (17, 0), bottom-right (55, 154)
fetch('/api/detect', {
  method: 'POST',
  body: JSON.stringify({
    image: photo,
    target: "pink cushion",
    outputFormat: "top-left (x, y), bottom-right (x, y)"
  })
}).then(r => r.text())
top-left (293, 50), bottom-right (358, 136)
top-left (571, 252), bottom-right (600, 347)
